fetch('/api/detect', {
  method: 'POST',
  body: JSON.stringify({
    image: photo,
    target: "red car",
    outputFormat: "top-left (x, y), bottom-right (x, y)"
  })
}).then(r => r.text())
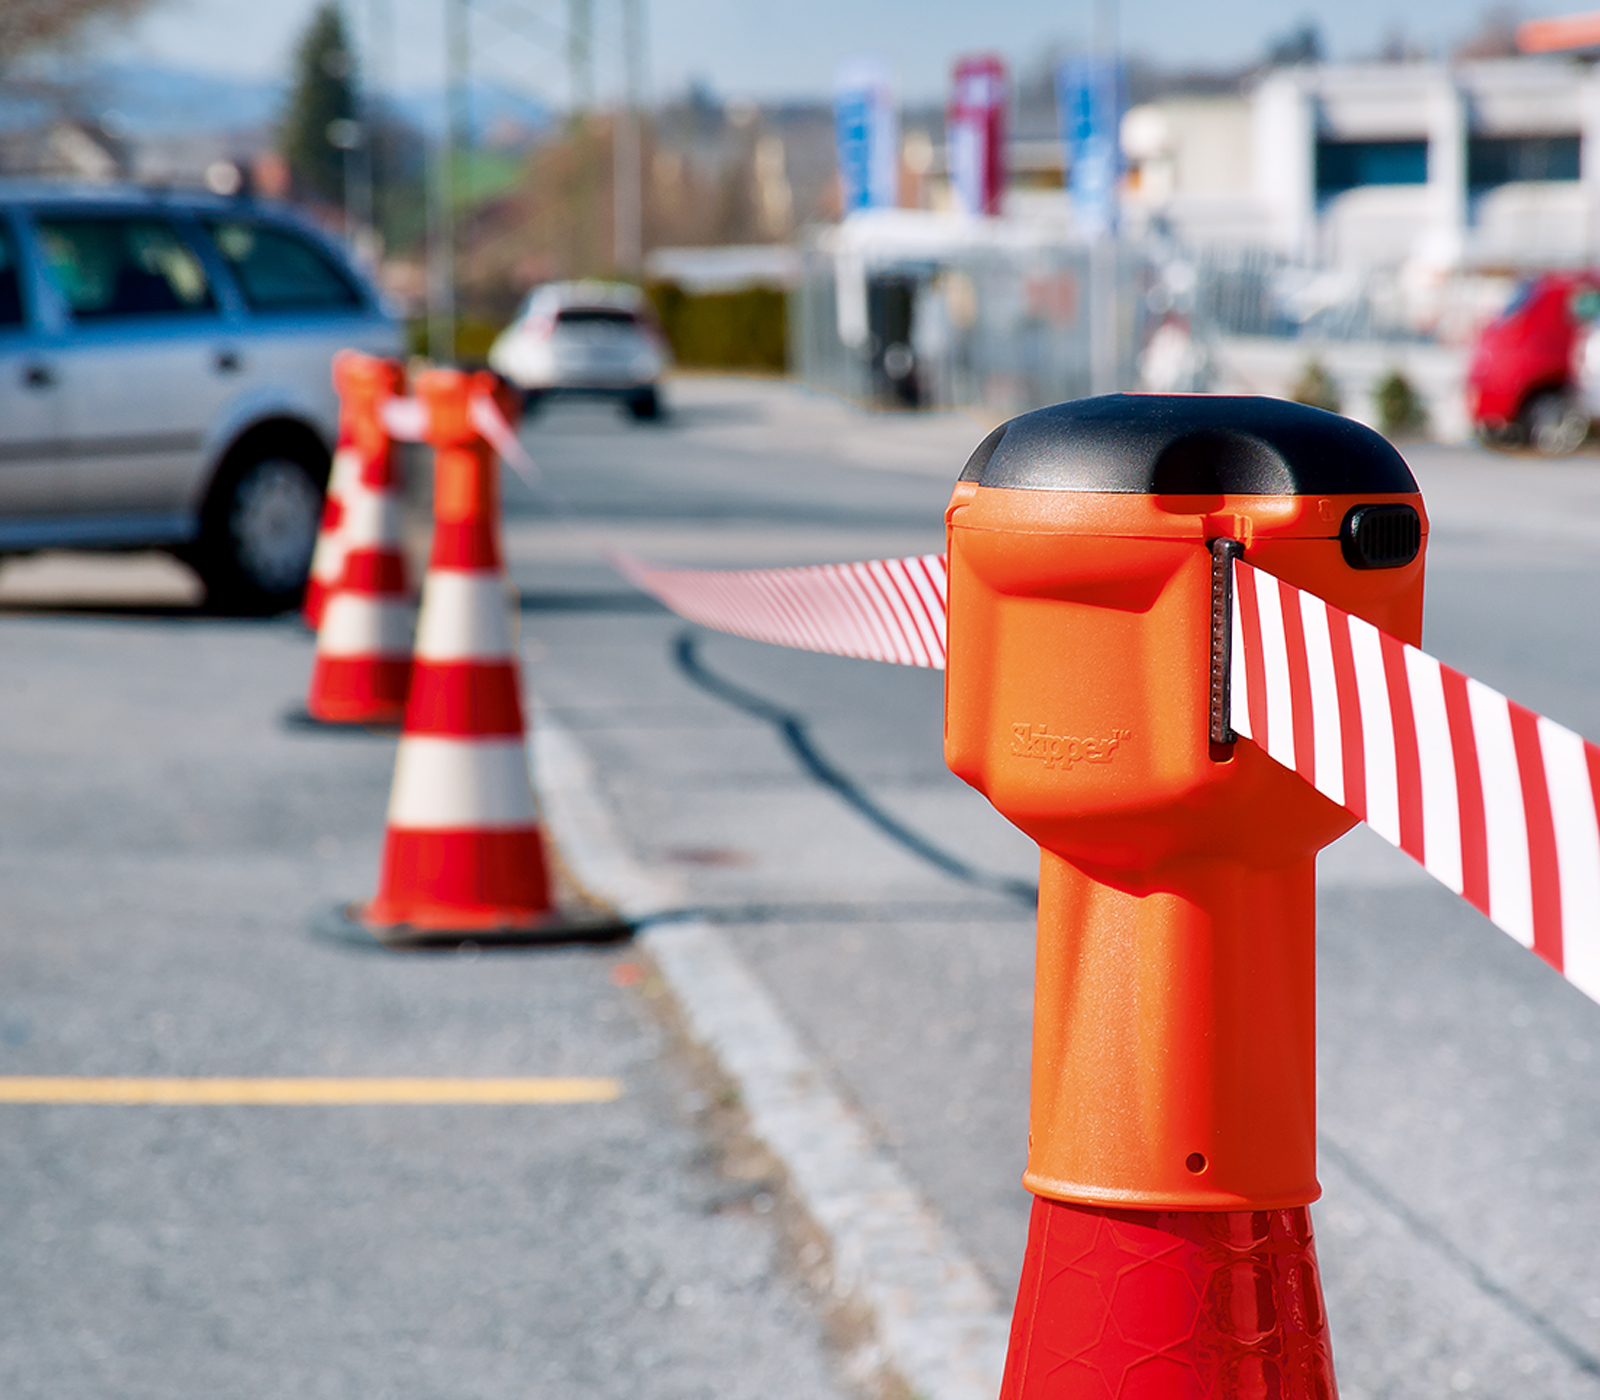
top-left (1467, 271), bottom-right (1600, 455)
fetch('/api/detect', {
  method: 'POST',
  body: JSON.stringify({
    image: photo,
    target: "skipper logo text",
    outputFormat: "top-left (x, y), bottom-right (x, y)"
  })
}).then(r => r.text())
top-left (1012, 724), bottom-right (1130, 769)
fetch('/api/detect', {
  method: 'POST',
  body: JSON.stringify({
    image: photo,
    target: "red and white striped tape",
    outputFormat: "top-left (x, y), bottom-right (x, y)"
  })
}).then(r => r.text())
top-left (380, 388), bottom-right (938, 667)
top-left (1230, 557), bottom-right (1600, 1005)
top-left (613, 551), bottom-right (949, 669)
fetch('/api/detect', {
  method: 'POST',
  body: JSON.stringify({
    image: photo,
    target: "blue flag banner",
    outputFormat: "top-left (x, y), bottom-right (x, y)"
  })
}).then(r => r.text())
top-left (835, 57), bottom-right (899, 213)
top-left (1057, 56), bottom-right (1123, 238)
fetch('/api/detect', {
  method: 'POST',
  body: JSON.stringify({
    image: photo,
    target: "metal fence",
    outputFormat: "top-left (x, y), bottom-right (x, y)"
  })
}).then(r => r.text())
top-left (791, 226), bottom-right (1475, 414)
top-left (791, 240), bottom-right (1144, 415)
top-left (1187, 246), bottom-right (1422, 344)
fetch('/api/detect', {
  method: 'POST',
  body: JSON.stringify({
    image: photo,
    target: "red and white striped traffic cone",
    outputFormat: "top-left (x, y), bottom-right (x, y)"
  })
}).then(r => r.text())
top-left (302, 351), bottom-right (369, 631)
top-left (338, 367), bottom-right (629, 947)
top-left (304, 353), bottom-right (413, 726)
top-left (303, 440), bottom-right (357, 631)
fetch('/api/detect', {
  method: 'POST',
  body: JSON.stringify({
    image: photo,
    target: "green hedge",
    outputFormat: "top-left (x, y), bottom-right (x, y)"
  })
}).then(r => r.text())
top-left (406, 317), bottom-right (503, 366)
top-left (1373, 368), bottom-right (1428, 439)
top-left (645, 282), bottom-right (787, 372)
top-left (408, 290), bottom-right (790, 373)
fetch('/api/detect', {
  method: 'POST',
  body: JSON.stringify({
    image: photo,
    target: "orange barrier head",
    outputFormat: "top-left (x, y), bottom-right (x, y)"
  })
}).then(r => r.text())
top-left (947, 395), bottom-right (1427, 1206)
top-left (416, 368), bottom-right (516, 570)
top-left (332, 349), bottom-right (405, 464)
top-left (947, 395), bottom-right (1426, 1394)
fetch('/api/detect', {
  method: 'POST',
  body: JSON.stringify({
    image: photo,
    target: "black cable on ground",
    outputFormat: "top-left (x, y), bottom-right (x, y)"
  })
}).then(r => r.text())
top-left (634, 899), bottom-right (1033, 928)
top-left (671, 630), bottom-right (1038, 909)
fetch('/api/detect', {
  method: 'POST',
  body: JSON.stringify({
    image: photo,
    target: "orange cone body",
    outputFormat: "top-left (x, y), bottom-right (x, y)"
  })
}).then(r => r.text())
top-left (362, 368), bottom-right (553, 931)
top-left (306, 353), bottom-right (414, 725)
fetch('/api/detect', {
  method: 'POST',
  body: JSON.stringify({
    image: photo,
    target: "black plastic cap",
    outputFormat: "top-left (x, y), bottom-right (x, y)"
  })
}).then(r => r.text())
top-left (960, 394), bottom-right (1419, 496)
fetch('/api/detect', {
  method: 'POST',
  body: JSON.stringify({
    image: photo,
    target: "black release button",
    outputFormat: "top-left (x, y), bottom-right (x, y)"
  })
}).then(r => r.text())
top-left (1341, 503), bottom-right (1422, 569)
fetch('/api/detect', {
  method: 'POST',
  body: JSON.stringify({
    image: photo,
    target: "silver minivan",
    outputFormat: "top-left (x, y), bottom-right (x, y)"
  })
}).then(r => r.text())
top-left (0, 182), bottom-right (401, 611)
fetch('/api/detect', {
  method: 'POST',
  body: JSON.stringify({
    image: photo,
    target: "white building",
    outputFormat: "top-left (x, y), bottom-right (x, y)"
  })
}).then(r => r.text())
top-left (1123, 59), bottom-right (1600, 271)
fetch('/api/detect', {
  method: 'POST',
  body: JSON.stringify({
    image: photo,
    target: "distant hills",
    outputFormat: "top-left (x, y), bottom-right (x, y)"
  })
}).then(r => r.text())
top-left (0, 62), bottom-right (553, 140)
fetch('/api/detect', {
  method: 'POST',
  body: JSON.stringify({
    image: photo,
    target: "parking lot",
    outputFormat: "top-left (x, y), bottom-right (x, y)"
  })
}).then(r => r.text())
top-left (3, 375), bottom-right (1600, 1399)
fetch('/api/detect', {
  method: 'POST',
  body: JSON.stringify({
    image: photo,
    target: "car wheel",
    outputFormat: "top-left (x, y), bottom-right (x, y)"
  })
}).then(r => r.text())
top-left (196, 432), bottom-right (327, 614)
top-left (1475, 420), bottom-right (1530, 454)
top-left (624, 386), bottom-right (661, 422)
top-left (1523, 390), bottom-right (1589, 457)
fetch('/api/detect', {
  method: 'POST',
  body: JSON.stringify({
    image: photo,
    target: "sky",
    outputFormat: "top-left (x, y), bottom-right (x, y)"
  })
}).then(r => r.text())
top-left (97, 0), bottom-right (1589, 108)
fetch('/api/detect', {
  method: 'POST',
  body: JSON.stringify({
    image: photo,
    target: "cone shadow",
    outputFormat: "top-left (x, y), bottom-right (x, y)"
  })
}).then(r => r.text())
top-left (311, 903), bottom-right (635, 954)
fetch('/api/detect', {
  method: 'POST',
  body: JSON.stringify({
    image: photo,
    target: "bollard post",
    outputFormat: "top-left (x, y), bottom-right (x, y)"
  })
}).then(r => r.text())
top-left (943, 396), bottom-right (1427, 1396)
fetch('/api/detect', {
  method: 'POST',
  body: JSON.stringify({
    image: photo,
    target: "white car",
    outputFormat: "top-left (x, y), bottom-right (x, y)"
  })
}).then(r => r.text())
top-left (488, 281), bottom-right (668, 420)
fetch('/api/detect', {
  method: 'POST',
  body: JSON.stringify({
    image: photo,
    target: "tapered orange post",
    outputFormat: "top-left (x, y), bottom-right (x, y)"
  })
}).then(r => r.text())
top-left (944, 396), bottom-right (1429, 1397)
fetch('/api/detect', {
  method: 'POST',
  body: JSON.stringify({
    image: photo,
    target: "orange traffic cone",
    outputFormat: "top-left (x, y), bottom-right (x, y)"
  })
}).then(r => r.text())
top-left (329, 367), bottom-right (629, 948)
top-left (304, 353), bottom-right (413, 726)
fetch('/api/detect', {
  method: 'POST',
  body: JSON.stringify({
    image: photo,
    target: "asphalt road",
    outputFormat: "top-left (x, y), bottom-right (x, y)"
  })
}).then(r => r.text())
top-left (5, 377), bottom-right (1600, 1400)
top-left (0, 546), bottom-right (853, 1396)
top-left (508, 379), bottom-right (1600, 1400)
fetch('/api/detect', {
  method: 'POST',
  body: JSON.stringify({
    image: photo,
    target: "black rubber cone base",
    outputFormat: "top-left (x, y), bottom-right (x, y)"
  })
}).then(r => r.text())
top-left (281, 706), bottom-right (402, 736)
top-left (312, 902), bottom-right (635, 952)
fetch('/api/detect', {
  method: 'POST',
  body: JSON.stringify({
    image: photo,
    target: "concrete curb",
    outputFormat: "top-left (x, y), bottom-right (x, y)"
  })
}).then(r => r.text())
top-left (529, 704), bottom-right (1011, 1400)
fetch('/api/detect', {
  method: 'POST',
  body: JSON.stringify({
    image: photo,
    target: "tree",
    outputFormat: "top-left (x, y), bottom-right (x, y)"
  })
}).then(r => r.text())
top-left (279, 2), bottom-right (356, 206)
top-left (1263, 20), bottom-right (1324, 69)
top-left (0, 0), bottom-right (151, 71)
top-left (1454, 4), bottom-right (1522, 60)
top-left (1376, 24), bottom-right (1425, 63)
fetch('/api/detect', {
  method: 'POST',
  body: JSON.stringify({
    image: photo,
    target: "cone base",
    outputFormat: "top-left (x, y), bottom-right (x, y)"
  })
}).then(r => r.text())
top-left (304, 702), bottom-right (409, 727)
top-left (281, 706), bottom-right (402, 735)
top-left (314, 902), bottom-right (634, 951)
top-left (367, 826), bottom-right (555, 929)
top-left (1001, 1195), bottom-right (1337, 1400)
top-left (307, 656), bottom-right (411, 726)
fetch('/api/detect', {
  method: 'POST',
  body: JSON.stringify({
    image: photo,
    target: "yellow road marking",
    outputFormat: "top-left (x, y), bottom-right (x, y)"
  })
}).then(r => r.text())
top-left (0, 1077), bottom-right (623, 1105)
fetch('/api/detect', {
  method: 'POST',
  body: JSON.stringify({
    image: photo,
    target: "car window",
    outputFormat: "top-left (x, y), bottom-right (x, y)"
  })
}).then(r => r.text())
top-left (206, 220), bottom-right (361, 311)
top-left (36, 216), bottom-right (215, 319)
top-left (1501, 280), bottom-right (1536, 319)
top-left (0, 222), bottom-right (24, 327)
top-left (556, 307), bottom-right (637, 327)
